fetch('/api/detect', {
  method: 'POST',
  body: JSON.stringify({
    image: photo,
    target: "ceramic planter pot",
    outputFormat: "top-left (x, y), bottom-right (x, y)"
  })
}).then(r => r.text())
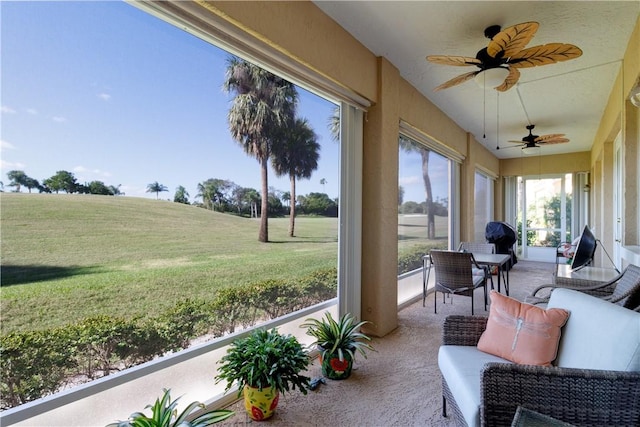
top-left (319, 347), bottom-right (354, 380)
top-left (243, 385), bottom-right (279, 421)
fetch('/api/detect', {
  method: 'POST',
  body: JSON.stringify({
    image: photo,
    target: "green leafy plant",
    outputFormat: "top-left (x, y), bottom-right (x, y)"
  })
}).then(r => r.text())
top-left (301, 312), bottom-right (374, 362)
top-left (107, 388), bottom-right (234, 427)
top-left (215, 328), bottom-right (311, 396)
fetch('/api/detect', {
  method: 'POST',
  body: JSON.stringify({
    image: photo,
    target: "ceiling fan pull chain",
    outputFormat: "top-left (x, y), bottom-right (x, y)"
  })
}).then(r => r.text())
top-left (496, 92), bottom-right (500, 150)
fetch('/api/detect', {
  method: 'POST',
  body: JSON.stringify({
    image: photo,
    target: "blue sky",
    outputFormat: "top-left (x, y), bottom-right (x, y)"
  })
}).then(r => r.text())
top-left (1, 1), bottom-right (442, 204)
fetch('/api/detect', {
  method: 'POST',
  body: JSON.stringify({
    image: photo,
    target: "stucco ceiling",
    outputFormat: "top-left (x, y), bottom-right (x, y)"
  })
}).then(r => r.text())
top-left (314, 1), bottom-right (639, 159)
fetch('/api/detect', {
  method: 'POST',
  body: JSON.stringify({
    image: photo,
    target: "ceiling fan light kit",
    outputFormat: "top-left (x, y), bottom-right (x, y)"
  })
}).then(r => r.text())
top-left (474, 68), bottom-right (510, 89)
top-left (522, 145), bottom-right (541, 155)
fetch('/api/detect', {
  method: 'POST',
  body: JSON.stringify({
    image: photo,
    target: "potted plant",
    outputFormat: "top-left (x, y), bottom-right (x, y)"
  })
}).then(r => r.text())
top-left (215, 328), bottom-right (310, 421)
top-left (107, 388), bottom-right (234, 427)
top-left (301, 312), bottom-right (374, 380)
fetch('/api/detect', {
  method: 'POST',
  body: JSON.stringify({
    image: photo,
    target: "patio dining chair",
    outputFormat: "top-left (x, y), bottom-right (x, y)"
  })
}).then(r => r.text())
top-left (429, 250), bottom-right (488, 315)
top-left (458, 241), bottom-right (496, 289)
top-left (526, 263), bottom-right (640, 310)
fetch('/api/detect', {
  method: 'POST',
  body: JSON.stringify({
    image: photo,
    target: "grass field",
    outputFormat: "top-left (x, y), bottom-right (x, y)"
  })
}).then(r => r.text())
top-left (1, 193), bottom-right (338, 333)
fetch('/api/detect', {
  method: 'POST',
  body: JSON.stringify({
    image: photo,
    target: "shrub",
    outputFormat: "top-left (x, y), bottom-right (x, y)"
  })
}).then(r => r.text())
top-left (210, 286), bottom-right (257, 334)
top-left (298, 267), bottom-right (337, 305)
top-left (71, 316), bottom-right (140, 379)
top-left (250, 279), bottom-right (302, 319)
top-left (156, 299), bottom-right (210, 351)
top-left (0, 328), bottom-right (76, 409)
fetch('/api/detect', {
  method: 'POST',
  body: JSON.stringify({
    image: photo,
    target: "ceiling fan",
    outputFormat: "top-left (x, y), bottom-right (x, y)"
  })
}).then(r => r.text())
top-left (426, 22), bottom-right (582, 92)
top-left (505, 124), bottom-right (569, 153)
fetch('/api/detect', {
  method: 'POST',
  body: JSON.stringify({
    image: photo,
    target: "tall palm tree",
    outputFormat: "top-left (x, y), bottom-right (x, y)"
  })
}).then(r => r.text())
top-left (223, 56), bottom-right (298, 242)
top-left (146, 181), bottom-right (168, 200)
top-left (328, 105), bottom-right (340, 142)
top-left (271, 118), bottom-right (320, 237)
top-left (399, 136), bottom-right (436, 239)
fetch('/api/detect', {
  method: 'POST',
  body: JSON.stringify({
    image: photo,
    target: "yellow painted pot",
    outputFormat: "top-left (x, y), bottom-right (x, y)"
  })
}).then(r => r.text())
top-left (243, 385), bottom-right (279, 421)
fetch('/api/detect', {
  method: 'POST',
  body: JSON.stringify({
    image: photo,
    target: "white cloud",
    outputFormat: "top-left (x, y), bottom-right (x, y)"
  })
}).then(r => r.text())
top-left (26, 108), bottom-right (38, 115)
top-left (1, 140), bottom-right (16, 151)
top-left (52, 116), bottom-right (67, 123)
top-left (1, 105), bottom-right (17, 114)
top-left (98, 93), bottom-right (111, 101)
top-left (73, 166), bottom-right (112, 178)
top-left (1, 159), bottom-right (26, 170)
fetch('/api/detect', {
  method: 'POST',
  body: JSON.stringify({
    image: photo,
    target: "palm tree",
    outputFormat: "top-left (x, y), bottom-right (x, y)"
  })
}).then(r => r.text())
top-left (174, 185), bottom-right (190, 204)
top-left (146, 181), bottom-right (168, 200)
top-left (320, 178), bottom-right (327, 192)
top-left (328, 105), bottom-right (340, 141)
top-left (272, 118), bottom-right (320, 237)
top-left (223, 56), bottom-right (298, 242)
top-left (399, 135), bottom-right (436, 239)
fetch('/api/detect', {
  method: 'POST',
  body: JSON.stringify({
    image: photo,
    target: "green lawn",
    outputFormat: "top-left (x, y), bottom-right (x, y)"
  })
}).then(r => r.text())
top-left (1, 193), bottom-right (338, 333)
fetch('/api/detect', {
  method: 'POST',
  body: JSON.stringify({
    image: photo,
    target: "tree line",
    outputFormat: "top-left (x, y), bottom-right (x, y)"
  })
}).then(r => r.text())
top-left (3, 170), bottom-right (338, 218)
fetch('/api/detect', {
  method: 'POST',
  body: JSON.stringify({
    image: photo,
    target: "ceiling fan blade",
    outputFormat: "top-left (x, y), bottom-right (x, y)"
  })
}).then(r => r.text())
top-left (426, 55), bottom-right (481, 66)
top-left (434, 70), bottom-right (479, 91)
top-left (509, 43), bottom-right (583, 68)
top-left (495, 67), bottom-right (521, 92)
top-left (535, 133), bottom-right (565, 142)
top-left (507, 140), bottom-right (527, 143)
top-left (487, 22), bottom-right (539, 58)
top-left (539, 138), bottom-right (570, 145)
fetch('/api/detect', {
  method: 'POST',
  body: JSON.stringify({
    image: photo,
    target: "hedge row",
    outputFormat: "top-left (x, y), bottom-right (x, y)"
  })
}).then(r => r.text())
top-left (397, 244), bottom-right (444, 275)
top-left (0, 267), bottom-right (337, 409)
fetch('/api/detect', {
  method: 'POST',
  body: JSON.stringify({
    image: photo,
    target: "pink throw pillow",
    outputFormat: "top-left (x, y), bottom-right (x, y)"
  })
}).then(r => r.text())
top-left (477, 291), bottom-right (570, 366)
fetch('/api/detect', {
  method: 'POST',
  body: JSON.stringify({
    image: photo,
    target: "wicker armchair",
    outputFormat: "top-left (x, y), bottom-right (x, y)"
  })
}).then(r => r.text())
top-left (441, 315), bottom-right (640, 426)
top-left (430, 250), bottom-right (488, 315)
top-left (526, 264), bottom-right (640, 310)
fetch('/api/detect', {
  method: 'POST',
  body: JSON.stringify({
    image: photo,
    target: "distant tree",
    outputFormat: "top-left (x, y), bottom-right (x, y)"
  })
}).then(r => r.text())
top-left (146, 181), bottom-right (168, 199)
top-left (87, 181), bottom-right (113, 195)
top-left (196, 179), bottom-right (232, 211)
top-left (320, 178), bottom-right (327, 192)
top-left (223, 56), bottom-right (297, 242)
top-left (173, 186), bottom-right (190, 204)
top-left (299, 192), bottom-right (338, 217)
top-left (109, 184), bottom-right (123, 196)
top-left (400, 201), bottom-right (423, 214)
top-left (6, 170), bottom-right (29, 192)
top-left (398, 185), bottom-right (405, 207)
top-left (43, 170), bottom-right (79, 194)
top-left (272, 118), bottom-right (320, 236)
top-left (244, 188), bottom-right (260, 218)
top-left (281, 191), bottom-right (291, 207)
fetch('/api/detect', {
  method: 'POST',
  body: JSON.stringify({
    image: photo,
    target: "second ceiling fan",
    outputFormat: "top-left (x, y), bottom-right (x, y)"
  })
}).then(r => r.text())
top-left (505, 124), bottom-right (570, 152)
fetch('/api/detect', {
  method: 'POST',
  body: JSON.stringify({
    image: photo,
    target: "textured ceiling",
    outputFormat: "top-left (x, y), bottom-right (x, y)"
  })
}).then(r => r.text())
top-left (314, 1), bottom-right (640, 159)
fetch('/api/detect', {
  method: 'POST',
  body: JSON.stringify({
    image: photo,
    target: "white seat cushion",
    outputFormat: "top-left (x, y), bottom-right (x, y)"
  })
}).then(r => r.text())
top-left (438, 345), bottom-right (512, 427)
top-left (547, 288), bottom-right (640, 371)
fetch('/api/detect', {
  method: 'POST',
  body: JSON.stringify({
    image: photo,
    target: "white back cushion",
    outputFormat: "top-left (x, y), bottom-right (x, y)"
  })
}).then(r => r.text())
top-left (547, 288), bottom-right (640, 371)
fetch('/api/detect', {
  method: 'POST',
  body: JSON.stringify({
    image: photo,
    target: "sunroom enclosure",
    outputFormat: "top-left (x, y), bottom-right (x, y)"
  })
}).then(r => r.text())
top-left (1, 0), bottom-right (639, 425)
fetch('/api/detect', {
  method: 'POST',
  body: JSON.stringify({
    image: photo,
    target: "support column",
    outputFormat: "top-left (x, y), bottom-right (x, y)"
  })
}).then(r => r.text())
top-left (361, 57), bottom-right (400, 337)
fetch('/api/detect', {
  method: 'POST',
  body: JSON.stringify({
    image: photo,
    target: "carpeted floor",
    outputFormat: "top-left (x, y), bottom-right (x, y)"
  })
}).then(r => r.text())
top-left (218, 260), bottom-right (556, 426)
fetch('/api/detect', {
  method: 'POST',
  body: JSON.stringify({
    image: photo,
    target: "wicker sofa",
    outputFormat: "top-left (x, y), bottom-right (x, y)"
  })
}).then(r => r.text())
top-left (438, 288), bottom-right (640, 427)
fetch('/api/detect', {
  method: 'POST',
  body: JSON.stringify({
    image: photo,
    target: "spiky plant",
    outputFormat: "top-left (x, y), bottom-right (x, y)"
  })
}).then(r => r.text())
top-left (301, 312), bottom-right (374, 362)
top-left (107, 388), bottom-right (234, 427)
